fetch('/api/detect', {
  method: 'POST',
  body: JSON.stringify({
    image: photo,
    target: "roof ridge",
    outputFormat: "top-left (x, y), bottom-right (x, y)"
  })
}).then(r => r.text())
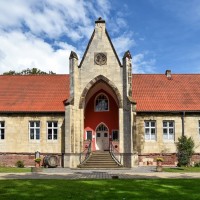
top-left (132, 73), bottom-right (200, 75)
top-left (0, 74), bottom-right (69, 77)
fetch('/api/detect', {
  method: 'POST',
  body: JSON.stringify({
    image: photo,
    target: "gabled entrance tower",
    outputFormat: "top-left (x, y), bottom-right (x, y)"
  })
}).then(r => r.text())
top-left (64, 18), bottom-right (137, 168)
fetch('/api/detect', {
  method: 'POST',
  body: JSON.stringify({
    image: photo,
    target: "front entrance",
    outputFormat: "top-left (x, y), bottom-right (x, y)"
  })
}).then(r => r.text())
top-left (96, 124), bottom-right (109, 151)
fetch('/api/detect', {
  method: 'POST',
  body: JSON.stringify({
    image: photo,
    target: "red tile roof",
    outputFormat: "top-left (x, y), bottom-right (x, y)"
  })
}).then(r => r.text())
top-left (0, 75), bottom-right (69, 112)
top-left (1, 73), bottom-right (200, 113)
top-left (132, 74), bottom-right (200, 112)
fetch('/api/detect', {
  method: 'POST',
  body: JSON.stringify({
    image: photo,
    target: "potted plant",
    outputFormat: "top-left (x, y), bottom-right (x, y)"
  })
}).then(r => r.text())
top-left (156, 157), bottom-right (164, 165)
top-left (34, 158), bottom-right (42, 168)
top-left (156, 157), bottom-right (164, 172)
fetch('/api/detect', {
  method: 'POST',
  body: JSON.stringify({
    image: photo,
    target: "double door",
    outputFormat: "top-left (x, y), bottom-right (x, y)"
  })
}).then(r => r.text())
top-left (96, 131), bottom-right (109, 151)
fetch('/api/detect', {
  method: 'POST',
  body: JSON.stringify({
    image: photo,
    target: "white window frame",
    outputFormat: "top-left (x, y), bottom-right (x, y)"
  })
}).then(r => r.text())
top-left (96, 123), bottom-right (108, 132)
top-left (163, 120), bottom-right (175, 141)
top-left (0, 121), bottom-right (5, 140)
top-left (94, 93), bottom-right (109, 112)
top-left (144, 121), bottom-right (156, 140)
top-left (112, 130), bottom-right (119, 141)
top-left (199, 121), bottom-right (200, 137)
top-left (86, 130), bottom-right (92, 141)
top-left (29, 121), bottom-right (40, 140)
top-left (47, 121), bottom-right (58, 140)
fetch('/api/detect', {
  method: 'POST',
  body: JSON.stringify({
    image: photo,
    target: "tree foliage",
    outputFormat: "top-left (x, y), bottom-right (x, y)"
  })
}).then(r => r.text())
top-left (176, 135), bottom-right (195, 167)
top-left (3, 68), bottom-right (55, 75)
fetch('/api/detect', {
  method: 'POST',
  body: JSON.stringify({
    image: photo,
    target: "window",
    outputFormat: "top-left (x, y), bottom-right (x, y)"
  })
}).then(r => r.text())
top-left (96, 124), bottom-right (108, 132)
top-left (95, 93), bottom-right (109, 111)
top-left (199, 121), bottom-right (200, 136)
top-left (0, 121), bottom-right (5, 140)
top-left (47, 121), bottom-right (58, 140)
top-left (97, 133), bottom-right (101, 137)
top-left (29, 121), bottom-right (40, 140)
top-left (112, 130), bottom-right (119, 140)
top-left (86, 131), bottom-right (92, 140)
top-left (163, 121), bottom-right (174, 140)
top-left (145, 121), bottom-right (156, 140)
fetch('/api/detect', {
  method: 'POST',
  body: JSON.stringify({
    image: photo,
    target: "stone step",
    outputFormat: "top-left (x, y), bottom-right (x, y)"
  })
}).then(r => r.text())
top-left (80, 167), bottom-right (119, 169)
top-left (86, 160), bottom-right (116, 163)
top-left (89, 157), bottom-right (112, 159)
top-left (79, 163), bottom-right (118, 168)
top-left (78, 151), bottom-right (122, 169)
top-left (92, 151), bottom-right (110, 154)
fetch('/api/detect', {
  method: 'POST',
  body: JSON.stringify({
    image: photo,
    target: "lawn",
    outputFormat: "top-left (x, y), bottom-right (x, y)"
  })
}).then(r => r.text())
top-left (0, 167), bottom-right (31, 173)
top-left (0, 179), bottom-right (200, 200)
top-left (163, 167), bottom-right (200, 172)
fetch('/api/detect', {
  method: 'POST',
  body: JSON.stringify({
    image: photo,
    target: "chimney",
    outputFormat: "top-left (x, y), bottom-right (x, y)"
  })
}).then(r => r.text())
top-left (165, 70), bottom-right (172, 79)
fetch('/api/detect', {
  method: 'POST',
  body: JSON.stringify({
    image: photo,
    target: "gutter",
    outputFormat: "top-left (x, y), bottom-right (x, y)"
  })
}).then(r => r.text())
top-left (182, 111), bottom-right (185, 136)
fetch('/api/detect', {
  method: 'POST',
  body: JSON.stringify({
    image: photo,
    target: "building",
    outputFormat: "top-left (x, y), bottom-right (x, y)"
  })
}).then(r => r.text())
top-left (1, 18), bottom-right (200, 168)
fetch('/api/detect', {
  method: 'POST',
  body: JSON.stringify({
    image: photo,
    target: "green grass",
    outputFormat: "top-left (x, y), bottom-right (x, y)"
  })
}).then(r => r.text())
top-left (0, 167), bottom-right (31, 173)
top-left (163, 167), bottom-right (200, 172)
top-left (0, 179), bottom-right (200, 200)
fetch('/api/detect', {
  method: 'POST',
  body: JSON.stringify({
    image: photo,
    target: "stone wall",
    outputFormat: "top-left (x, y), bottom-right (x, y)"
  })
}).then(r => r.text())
top-left (136, 112), bottom-right (200, 166)
top-left (0, 113), bottom-right (64, 166)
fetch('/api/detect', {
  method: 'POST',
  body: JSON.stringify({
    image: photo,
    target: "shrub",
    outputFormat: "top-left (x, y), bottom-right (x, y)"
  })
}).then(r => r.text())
top-left (176, 136), bottom-right (194, 167)
top-left (34, 158), bottom-right (42, 163)
top-left (156, 157), bottom-right (164, 162)
top-left (16, 160), bottom-right (24, 168)
top-left (194, 162), bottom-right (200, 167)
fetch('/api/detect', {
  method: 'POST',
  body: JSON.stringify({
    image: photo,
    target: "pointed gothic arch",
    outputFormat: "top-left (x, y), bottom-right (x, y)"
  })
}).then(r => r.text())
top-left (79, 75), bottom-right (122, 109)
top-left (95, 122), bottom-right (109, 132)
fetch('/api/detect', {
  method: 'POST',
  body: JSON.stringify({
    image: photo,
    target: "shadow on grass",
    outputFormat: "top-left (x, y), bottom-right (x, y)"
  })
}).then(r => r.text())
top-left (0, 178), bottom-right (200, 200)
top-left (169, 168), bottom-right (184, 171)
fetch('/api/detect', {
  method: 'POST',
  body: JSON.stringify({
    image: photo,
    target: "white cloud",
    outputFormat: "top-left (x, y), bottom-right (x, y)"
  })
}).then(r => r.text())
top-left (0, 0), bottom-right (92, 40)
top-left (132, 53), bottom-right (156, 73)
top-left (0, 30), bottom-right (72, 74)
top-left (112, 33), bottom-right (135, 57)
top-left (0, 0), bottom-right (138, 74)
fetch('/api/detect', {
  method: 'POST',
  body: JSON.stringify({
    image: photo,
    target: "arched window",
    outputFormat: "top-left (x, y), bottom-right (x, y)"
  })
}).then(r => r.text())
top-left (96, 123), bottom-right (108, 132)
top-left (95, 93), bottom-right (109, 111)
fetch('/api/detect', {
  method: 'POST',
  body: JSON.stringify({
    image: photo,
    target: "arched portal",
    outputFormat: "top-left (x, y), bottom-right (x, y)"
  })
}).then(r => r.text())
top-left (95, 123), bottom-right (109, 151)
top-left (79, 75), bottom-right (122, 109)
top-left (83, 76), bottom-right (120, 151)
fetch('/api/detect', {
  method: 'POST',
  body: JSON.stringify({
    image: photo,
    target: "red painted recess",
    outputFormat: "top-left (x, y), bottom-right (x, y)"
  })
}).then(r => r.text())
top-left (84, 89), bottom-right (119, 150)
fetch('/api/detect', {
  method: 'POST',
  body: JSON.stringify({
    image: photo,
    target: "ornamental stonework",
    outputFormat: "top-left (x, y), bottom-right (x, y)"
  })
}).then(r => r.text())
top-left (94, 52), bottom-right (107, 65)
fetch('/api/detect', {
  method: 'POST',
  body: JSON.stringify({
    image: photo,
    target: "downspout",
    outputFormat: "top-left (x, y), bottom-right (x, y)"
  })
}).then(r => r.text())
top-left (181, 111), bottom-right (185, 136)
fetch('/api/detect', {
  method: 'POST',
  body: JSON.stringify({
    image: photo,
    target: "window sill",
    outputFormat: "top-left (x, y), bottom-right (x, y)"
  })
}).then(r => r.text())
top-left (47, 140), bottom-right (58, 143)
top-left (29, 140), bottom-right (40, 143)
top-left (145, 140), bottom-right (156, 142)
top-left (163, 140), bottom-right (175, 143)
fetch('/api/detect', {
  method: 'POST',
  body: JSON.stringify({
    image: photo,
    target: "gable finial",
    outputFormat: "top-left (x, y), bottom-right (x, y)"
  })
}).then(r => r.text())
top-left (123, 50), bottom-right (132, 59)
top-left (69, 51), bottom-right (78, 60)
top-left (95, 17), bottom-right (105, 23)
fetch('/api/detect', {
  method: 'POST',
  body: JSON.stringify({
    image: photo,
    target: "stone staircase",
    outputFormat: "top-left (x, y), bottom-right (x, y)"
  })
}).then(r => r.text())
top-left (78, 151), bottom-right (122, 168)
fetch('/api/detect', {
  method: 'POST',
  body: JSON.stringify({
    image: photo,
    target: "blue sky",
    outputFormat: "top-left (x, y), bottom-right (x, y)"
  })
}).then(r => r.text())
top-left (0, 0), bottom-right (200, 74)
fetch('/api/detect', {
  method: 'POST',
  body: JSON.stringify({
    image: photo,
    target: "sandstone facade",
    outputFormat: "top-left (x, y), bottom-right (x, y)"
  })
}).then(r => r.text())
top-left (1, 18), bottom-right (200, 168)
top-left (0, 113), bottom-right (64, 166)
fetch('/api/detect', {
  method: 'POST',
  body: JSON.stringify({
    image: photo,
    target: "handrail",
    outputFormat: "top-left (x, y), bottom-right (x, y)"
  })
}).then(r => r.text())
top-left (79, 141), bottom-right (92, 165)
top-left (109, 141), bottom-right (123, 166)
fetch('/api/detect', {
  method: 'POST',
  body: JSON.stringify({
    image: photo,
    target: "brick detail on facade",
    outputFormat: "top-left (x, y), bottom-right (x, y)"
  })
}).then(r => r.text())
top-left (0, 153), bottom-right (62, 167)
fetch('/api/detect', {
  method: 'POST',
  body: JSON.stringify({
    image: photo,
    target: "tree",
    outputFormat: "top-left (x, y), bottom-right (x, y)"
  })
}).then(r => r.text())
top-left (176, 136), bottom-right (195, 167)
top-left (3, 68), bottom-right (55, 75)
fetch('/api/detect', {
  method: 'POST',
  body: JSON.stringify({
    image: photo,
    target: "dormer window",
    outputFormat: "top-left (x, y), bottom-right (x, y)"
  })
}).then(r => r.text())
top-left (95, 93), bottom-right (109, 111)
